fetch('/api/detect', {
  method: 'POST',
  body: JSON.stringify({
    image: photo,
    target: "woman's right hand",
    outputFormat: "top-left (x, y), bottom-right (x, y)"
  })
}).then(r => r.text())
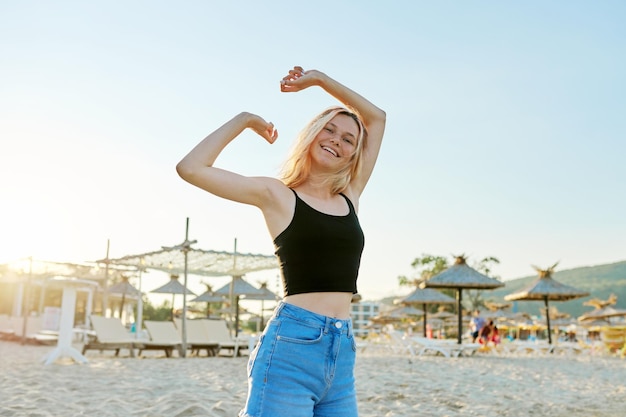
top-left (243, 112), bottom-right (278, 144)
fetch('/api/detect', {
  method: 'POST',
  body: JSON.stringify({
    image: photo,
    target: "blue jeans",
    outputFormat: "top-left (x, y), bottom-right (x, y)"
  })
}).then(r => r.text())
top-left (239, 301), bottom-right (358, 417)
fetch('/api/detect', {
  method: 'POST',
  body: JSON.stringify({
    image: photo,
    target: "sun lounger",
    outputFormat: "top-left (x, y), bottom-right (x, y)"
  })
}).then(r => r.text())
top-left (0, 315), bottom-right (57, 344)
top-left (139, 320), bottom-right (185, 357)
top-left (202, 319), bottom-right (249, 357)
top-left (82, 316), bottom-right (137, 357)
top-left (411, 337), bottom-right (480, 358)
top-left (173, 318), bottom-right (220, 356)
top-left (0, 314), bottom-right (14, 339)
top-left (507, 340), bottom-right (554, 355)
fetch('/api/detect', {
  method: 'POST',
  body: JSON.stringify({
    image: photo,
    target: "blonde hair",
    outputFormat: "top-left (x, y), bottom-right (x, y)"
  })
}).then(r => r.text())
top-left (280, 107), bottom-right (367, 194)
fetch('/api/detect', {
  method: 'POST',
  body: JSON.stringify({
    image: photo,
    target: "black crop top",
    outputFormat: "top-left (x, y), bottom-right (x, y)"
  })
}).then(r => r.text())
top-left (273, 189), bottom-right (365, 296)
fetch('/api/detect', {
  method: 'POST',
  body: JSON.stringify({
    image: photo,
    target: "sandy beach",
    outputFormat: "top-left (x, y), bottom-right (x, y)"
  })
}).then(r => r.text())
top-left (0, 340), bottom-right (624, 417)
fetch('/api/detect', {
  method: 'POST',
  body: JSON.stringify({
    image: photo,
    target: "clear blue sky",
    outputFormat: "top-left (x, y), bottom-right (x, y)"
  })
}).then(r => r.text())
top-left (1, 1), bottom-right (625, 301)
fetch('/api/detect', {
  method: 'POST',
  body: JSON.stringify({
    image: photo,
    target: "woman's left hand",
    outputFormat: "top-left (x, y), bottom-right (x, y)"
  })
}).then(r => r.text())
top-left (280, 66), bottom-right (319, 92)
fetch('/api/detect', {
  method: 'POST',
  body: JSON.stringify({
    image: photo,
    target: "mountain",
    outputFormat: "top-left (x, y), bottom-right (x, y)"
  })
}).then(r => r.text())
top-left (486, 260), bottom-right (626, 318)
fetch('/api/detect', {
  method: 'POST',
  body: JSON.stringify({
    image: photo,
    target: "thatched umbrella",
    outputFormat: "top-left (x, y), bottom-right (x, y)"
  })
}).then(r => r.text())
top-left (422, 255), bottom-right (504, 344)
top-left (505, 262), bottom-right (589, 344)
top-left (151, 274), bottom-right (196, 320)
top-left (189, 288), bottom-right (225, 318)
top-left (107, 276), bottom-right (141, 319)
top-left (242, 282), bottom-right (279, 331)
top-left (578, 294), bottom-right (626, 323)
top-left (371, 305), bottom-right (424, 325)
top-left (213, 276), bottom-right (265, 337)
top-left (397, 287), bottom-right (455, 337)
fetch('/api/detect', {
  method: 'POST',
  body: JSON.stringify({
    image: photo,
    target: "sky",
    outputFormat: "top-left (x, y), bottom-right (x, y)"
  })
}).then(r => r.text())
top-left (1, 1), bottom-right (625, 303)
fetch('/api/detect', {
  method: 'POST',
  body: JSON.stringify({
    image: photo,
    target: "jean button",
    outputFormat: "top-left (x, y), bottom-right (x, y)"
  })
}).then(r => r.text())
top-left (335, 321), bottom-right (342, 329)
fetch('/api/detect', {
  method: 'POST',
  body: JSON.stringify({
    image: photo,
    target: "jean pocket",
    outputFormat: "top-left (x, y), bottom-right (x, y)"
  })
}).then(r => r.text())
top-left (276, 320), bottom-right (324, 345)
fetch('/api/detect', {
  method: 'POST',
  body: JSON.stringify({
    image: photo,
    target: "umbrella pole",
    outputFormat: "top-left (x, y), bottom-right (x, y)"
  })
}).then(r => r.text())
top-left (422, 302), bottom-right (428, 338)
top-left (544, 296), bottom-right (552, 345)
top-left (235, 295), bottom-right (240, 338)
top-left (118, 289), bottom-right (126, 320)
top-left (180, 217), bottom-right (192, 358)
top-left (229, 238), bottom-right (238, 337)
top-left (456, 289), bottom-right (463, 345)
top-left (103, 239), bottom-right (110, 317)
top-left (171, 294), bottom-right (175, 321)
top-left (135, 264), bottom-right (144, 340)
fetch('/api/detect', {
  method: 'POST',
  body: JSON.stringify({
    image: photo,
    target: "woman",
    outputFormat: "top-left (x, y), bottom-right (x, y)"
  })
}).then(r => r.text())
top-left (176, 66), bottom-right (386, 417)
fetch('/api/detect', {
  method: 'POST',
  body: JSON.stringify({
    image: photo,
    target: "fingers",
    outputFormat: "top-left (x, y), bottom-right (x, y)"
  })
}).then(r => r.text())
top-left (280, 66), bottom-right (306, 91)
top-left (266, 122), bottom-right (278, 144)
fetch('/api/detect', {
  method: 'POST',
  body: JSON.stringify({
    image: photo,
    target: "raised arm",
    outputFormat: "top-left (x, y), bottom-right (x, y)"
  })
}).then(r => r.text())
top-left (281, 67), bottom-right (386, 196)
top-left (176, 112), bottom-right (279, 207)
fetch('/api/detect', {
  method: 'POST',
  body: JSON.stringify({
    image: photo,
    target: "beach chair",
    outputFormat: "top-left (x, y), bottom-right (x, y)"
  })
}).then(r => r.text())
top-left (0, 316), bottom-right (52, 343)
top-left (384, 329), bottom-right (417, 356)
top-left (139, 320), bottom-right (185, 358)
top-left (203, 319), bottom-right (248, 357)
top-left (82, 316), bottom-right (137, 357)
top-left (173, 318), bottom-right (220, 356)
top-left (0, 314), bottom-right (16, 340)
top-left (600, 326), bottom-right (626, 355)
top-left (410, 336), bottom-right (461, 358)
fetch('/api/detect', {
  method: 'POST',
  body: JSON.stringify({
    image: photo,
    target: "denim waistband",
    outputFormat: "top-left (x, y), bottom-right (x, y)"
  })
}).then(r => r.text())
top-left (274, 301), bottom-right (353, 337)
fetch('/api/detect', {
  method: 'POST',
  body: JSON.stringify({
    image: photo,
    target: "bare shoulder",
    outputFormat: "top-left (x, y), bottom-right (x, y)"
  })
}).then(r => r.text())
top-left (256, 177), bottom-right (296, 239)
top-left (341, 185), bottom-right (361, 213)
top-left (258, 177), bottom-right (293, 204)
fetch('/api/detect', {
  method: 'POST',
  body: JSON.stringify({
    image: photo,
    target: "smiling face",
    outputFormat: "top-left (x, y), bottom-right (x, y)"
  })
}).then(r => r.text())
top-left (280, 107), bottom-right (367, 194)
top-left (312, 113), bottom-right (360, 171)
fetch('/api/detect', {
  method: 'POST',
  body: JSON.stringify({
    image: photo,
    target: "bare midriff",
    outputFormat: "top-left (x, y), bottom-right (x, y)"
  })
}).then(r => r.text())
top-left (283, 292), bottom-right (353, 319)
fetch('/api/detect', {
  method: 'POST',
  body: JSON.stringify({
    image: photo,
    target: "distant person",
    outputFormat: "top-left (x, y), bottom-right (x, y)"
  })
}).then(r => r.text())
top-left (479, 320), bottom-right (499, 345)
top-left (470, 310), bottom-right (486, 343)
top-left (177, 66), bottom-right (386, 417)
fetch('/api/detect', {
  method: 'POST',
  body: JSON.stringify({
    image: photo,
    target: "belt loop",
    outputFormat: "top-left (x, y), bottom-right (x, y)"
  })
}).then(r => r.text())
top-left (275, 301), bottom-right (286, 316)
top-left (347, 320), bottom-right (353, 338)
top-left (323, 317), bottom-right (331, 335)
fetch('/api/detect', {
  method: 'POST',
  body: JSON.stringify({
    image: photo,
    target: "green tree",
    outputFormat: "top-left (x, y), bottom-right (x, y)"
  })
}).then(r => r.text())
top-left (142, 298), bottom-right (174, 321)
top-left (397, 254), bottom-right (449, 287)
top-left (465, 256), bottom-right (501, 311)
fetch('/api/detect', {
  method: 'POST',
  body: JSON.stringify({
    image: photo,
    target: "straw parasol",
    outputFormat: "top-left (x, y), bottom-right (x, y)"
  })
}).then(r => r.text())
top-left (107, 276), bottom-right (141, 319)
top-left (421, 255), bottom-right (504, 344)
top-left (397, 286), bottom-right (456, 337)
top-left (241, 282), bottom-right (280, 331)
top-left (578, 294), bottom-right (626, 323)
top-left (151, 274), bottom-right (196, 320)
top-left (213, 276), bottom-right (266, 337)
top-left (371, 305), bottom-right (424, 325)
top-left (504, 262), bottom-right (589, 344)
top-left (189, 286), bottom-right (226, 318)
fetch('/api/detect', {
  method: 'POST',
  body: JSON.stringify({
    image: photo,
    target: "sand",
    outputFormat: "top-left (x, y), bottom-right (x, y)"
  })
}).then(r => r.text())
top-left (0, 340), bottom-right (624, 417)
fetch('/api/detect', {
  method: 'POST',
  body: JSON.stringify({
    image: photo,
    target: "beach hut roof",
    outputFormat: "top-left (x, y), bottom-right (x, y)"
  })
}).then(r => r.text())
top-left (421, 256), bottom-right (504, 290)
